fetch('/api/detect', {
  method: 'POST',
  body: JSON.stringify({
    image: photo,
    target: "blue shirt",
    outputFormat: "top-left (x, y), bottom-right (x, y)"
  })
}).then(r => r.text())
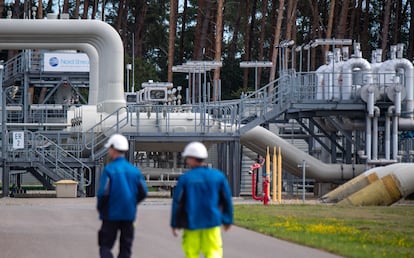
top-left (97, 156), bottom-right (148, 221)
top-left (170, 166), bottom-right (233, 230)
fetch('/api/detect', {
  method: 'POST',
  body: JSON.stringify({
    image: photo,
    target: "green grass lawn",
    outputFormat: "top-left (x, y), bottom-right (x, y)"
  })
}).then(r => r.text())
top-left (234, 204), bottom-right (414, 258)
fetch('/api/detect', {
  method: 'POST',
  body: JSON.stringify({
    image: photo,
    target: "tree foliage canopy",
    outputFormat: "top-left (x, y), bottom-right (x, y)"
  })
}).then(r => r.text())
top-left (2, 0), bottom-right (413, 100)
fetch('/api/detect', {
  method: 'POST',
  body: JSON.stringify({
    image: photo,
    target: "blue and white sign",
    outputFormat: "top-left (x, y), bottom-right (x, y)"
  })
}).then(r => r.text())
top-left (12, 131), bottom-right (24, 149)
top-left (43, 52), bottom-right (90, 72)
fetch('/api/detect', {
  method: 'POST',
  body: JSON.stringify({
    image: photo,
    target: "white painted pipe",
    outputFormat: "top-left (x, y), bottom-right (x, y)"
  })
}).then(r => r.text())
top-left (385, 107), bottom-right (393, 160)
top-left (366, 115), bottom-right (372, 161)
top-left (367, 88), bottom-right (375, 117)
top-left (378, 58), bottom-right (414, 118)
top-left (395, 88), bottom-right (402, 115)
top-left (341, 57), bottom-right (372, 100)
top-left (240, 126), bottom-right (366, 182)
top-left (0, 19), bottom-right (125, 114)
top-left (372, 107), bottom-right (380, 160)
top-left (392, 115), bottom-right (399, 160)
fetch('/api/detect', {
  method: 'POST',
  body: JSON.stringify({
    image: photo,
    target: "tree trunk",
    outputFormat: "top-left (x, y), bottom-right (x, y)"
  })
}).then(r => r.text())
top-left (242, 0), bottom-right (251, 91)
top-left (285, 0), bottom-right (297, 70)
top-left (0, 0), bottom-right (5, 18)
top-left (168, 0), bottom-right (178, 82)
top-left (74, 0), bottom-right (80, 19)
top-left (13, 0), bottom-right (20, 18)
top-left (337, 0), bottom-right (349, 38)
top-left (269, 0), bottom-right (285, 81)
top-left (361, 0), bottom-right (370, 59)
top-left (323, 0), bottom-right (335, 61)
top-left (257, 0), bottom-right (268, 88)
top-left (115, 0), bottom-right (126, 31)
top-left (37, 0), bottom-right (43, 19)
top-left (349, 0), bottom-right (362, 41)
top-left (381, 0), bottom-right (392, 59)
top-left (101, 0), bottom-right (106, 21)
top-left (309, 0), bottom-right (320, 71)
top-left (193, 0), bottom-right (213, 60)
top-left (408, 0), bottom-right (414, 59)
top-left (82, 0), bottom-right (89, 19)
top-left (62, 0), bottom-right (69, 14)
top-left (92, 0), bottom-right (98, 19)
top-left (228, 1), bottom-right (242, 61)
top-left (179, 0), bottom-right (188, 63)
top-left (213, 0), bottom-right (224, 84)
top-left (134, 0), bottom-right (148, 59)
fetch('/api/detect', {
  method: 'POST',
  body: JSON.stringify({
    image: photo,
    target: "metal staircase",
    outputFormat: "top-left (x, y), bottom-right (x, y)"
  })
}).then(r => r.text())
top-left (236, 73), bottom-right (293, 134)
top-left (4, 131), bottom-right (92, 194)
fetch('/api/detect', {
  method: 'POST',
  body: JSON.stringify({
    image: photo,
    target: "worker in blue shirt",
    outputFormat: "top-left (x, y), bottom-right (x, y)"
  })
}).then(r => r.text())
top-left (97, 134), bottom-right (148, 258)
top-left (171, 141), bottom-right (233, 258)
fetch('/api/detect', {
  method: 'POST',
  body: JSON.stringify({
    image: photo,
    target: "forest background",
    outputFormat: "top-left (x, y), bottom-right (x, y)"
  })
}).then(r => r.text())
top-left (1, 0), bottom-right (413, 100)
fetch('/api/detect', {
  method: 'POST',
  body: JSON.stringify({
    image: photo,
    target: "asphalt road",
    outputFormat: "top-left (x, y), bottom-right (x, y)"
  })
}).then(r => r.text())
top-left (0, 197), bottom-right (342, 258)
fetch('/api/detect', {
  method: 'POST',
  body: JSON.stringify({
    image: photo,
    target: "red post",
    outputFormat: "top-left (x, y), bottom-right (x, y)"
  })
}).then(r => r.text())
top-left (263, 179), bottom-right (269, 205)
top-left (249, 157), bottom-right (269, 205)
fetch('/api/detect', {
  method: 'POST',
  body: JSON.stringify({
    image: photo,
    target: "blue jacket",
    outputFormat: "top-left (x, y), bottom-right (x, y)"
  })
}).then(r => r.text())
top-left (170, 166), bottom-right (233, 230)
top-left (97, 156), bottom-right (148, 221)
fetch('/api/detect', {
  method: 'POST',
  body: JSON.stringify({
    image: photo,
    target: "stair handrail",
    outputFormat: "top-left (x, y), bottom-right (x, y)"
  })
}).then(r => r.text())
top-left (32, 133), bottom-right (92, 186)
top-left (236, 73), bottom-right (293, 132)
top-left (83, 106), bottom-right (129, 158)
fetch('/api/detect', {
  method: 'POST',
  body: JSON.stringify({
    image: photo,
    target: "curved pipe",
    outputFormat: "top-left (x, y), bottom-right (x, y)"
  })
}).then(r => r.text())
top-left (240, 126), bottom-right (366, 182)
top-left (378, 58), bottom-right (414, 118)
top-left (321, 163), bottom-right (414, 205)
top-left (0, 19), bottom-right (125, 114)
top-left (342, 57), bottom-right (372, 100)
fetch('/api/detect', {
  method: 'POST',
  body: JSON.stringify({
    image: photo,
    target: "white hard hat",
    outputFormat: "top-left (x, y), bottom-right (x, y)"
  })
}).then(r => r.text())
top-left (182, 141), bottom-right (208, 159)
top-left (104, 134), bottom-right (129, 151)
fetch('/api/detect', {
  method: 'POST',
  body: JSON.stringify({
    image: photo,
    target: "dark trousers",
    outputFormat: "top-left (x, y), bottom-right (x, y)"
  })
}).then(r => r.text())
top-left (98, 220), bottom-right (134, 258)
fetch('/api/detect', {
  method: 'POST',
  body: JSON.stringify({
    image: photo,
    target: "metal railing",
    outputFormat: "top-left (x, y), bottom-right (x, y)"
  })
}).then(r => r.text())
top-left (4, 131), bottom-right (91, 185)
top-left (81, 107), bottom-right (129, 159)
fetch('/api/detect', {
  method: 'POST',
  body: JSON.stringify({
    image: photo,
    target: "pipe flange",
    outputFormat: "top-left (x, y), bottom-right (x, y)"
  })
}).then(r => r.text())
top-left (359, 84), bottom-right (380, 103)
top-left (386, 84), bottom-right (406, 102)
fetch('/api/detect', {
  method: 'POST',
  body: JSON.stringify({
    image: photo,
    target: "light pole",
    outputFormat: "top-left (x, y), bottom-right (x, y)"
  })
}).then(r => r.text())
top-left (126, 63), bottom-right (132, 92)
top-left (240, 61), bottom-right (273, 92)
top-left (0, 61), bottom-right (9, 197)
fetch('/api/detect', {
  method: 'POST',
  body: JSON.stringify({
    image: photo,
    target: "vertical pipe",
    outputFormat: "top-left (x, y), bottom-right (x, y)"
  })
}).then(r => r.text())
top-left (272, 146), bottom-right (277, 202)
top-left (198, 72), bottom-right (202, 104)
top-left (277, 146), bottom-right (282, 203)
top-left (372, 107), bottom-right (379, 160)
top-left (385, 109), bottom-right (392, 160)
top-left (366, 116), bottom-right (372, 160)
top-left (266, 146), bottom-right (270, 198)
top-left (392, 115), bottom-right (399, 160)
top-left (302, 160), bottom-right (306, 203)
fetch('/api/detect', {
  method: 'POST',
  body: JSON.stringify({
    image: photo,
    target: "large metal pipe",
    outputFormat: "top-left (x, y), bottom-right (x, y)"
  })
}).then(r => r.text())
top-left (341, 56), bottom-right (372, 100)
top-left (240, 126), bottom-right (366, 182)
top-left (321, 162), bottom-right (414, 205)
top-left (378, 57), bottom-right (414, 118)
top-left (339, 163), bottom-right (414, 205)
top-left (0, 19), bottom-right (125, 114)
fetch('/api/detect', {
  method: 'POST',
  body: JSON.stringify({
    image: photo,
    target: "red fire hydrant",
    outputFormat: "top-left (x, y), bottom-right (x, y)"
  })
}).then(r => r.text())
top-left (249, 157), bottom-right (269, 205)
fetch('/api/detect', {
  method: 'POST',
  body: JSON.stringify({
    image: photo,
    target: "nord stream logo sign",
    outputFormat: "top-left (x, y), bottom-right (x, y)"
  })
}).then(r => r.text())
top-left (43, 52), bottom-right (90, 72)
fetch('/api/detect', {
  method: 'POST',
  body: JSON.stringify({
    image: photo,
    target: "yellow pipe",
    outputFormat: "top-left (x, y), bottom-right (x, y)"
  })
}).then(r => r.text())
top-left (272, 146), bottom-right (277, 202)
top-left (277, 146), bottom-right (282, 203)
top-left (266, 146), bottom-right (270, 198)
top-left (338, 174), bottom-right (402, 206)
top-left (320, 172), bottom-right (379, 203)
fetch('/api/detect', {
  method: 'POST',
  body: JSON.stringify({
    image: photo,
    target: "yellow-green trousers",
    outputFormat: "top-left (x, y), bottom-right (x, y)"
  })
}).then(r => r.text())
top-left (182, 226), bottom-right (222, 258)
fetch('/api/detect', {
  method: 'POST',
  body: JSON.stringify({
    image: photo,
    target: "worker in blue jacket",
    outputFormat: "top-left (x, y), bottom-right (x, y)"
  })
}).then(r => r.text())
top-left (171, 141), bottom-right (233, 258)
top-left (97, 134), bottom-right (148, 258)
